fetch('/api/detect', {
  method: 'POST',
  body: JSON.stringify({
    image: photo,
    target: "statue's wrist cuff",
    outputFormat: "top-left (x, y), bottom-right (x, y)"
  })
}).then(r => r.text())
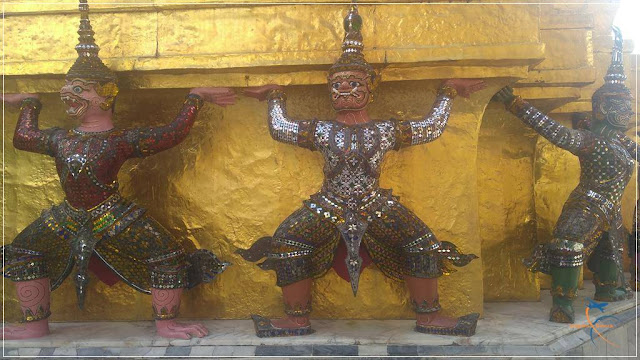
top-left (185, 93), bottom-right (204, 110)
top-left (267, 89), bottom-right (287, 102)
top-left (20, 97), bottom-right (42, 111)
top-left (438, 85), bottom-right (458, 99)
top-left (506, 95), bottom-right (525, 113)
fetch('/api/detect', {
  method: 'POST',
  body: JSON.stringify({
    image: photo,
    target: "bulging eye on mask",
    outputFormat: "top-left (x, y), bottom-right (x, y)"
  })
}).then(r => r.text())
top-left (60, 79), bottom-right (119, 118)
top-left (327, 71), bottom-right (374, 112)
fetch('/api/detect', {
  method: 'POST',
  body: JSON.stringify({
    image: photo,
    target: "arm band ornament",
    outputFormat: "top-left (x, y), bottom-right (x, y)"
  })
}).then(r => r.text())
top-left (439, 85), bottom-right (458, 99)
top-left (185, 93), bottom-right (205, 111)
top-left (267, 89), bottom-right (316, 150)
top-left (395, 85), bottom-right (456, 148)
top-left (507, 96), bottom-right (592, 155)
top-left (20, 97), bottom-right (43, 112)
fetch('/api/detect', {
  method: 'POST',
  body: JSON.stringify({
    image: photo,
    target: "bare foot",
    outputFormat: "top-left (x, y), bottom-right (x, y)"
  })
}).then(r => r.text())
top-left (416, 312), bottom-right (458, 328)
top-left (270, 316), bottom-right (310, 329)
top-left (155, 320), bottom-right (209, 339)
top-left (3, 319), bottom-right (49, 340)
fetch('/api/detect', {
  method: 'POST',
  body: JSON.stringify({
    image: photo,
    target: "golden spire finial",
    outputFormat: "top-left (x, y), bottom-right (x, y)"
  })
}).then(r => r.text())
top-left (329, 0), bottom-right (375, 79)
top-left (66, 0), bottom-right (116, 83)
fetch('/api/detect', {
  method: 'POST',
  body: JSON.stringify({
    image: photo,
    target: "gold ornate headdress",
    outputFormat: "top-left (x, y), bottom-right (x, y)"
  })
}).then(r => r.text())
top-left (602, 26), bottom-right (627, 87)
top-left (66, 0), bottom-right (117, 84)
top-left (591, 26), bottom-right (632, 129)
top-left (592, 27), bottom-right (632, 101)
top-left (328, 2), bottom-right (378, 85)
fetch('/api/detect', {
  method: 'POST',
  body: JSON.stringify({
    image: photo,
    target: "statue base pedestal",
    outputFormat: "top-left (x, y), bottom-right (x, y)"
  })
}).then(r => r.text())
top-left (4, 281), bottom-right (637, 358)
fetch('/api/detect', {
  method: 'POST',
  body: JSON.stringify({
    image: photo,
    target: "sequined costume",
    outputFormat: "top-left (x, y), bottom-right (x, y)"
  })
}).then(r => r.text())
top-left (2, 1), bottom-right (228, 330)
top-left (498, 28), bottom-right (637, 324)
top-left (509, 98), bottom-right (636, 279)
top-left (629, 179), bottom-right (639, 290)
top-left (2, 95), bottom-right (226, 314)
top-left (631, 195), bottom-right (639, 260)
top-left (241, 85), bottom-right (476, 295)
top-left (512, 28), bottom-right (637, 285)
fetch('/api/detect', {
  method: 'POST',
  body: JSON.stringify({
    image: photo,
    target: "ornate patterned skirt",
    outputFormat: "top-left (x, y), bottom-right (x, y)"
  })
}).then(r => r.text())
top-left (524, 189), bottom-right (624, 275)
top-left (2, 194), bottom-right (227, 307)
top-left (239, 191), bottom-right (477, 287)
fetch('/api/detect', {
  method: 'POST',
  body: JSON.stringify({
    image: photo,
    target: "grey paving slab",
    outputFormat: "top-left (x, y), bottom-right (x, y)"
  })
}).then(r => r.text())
top-left (51, 347), bottom-right (77, 356)
top-left (387, 344), bottom-right (418, 356)
top-left (164, 345), bottom-right (192, 356)
top-left (211, 345), bottom-right (256, 356)
top-left (358, 344), bottom-right (387, 356)
top-left (255, 345), bottom-right (313, 356)
top-left (38, 347), bottom-right (56, 356)
top-left (312, 344), bottom-right (358, 356)
top-left (2, 348), bottom-right (18, 356)
top-left (77, 346), bottom-right (120, 356)
top-left (189, 345), bottom-right (216, 356)
top-left (17, 347), bottom-right (42, 356)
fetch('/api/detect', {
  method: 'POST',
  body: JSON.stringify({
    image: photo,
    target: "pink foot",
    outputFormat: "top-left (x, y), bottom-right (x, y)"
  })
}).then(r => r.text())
top-left (3, 319), bottom-right (49, 340)
top-left (155, 319), bottom-right (209, 339)
top-left (270, 316), bottom-right (310, 329)
top-left (416, 313), bottom-right (458, 328)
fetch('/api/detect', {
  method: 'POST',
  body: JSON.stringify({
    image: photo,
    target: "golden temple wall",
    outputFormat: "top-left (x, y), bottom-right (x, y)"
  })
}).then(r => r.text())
top-left (2, 1), bottom-right (636, 321)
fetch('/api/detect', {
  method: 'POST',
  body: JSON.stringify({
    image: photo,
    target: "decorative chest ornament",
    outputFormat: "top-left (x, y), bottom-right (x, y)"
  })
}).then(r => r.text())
top-left (2, 0), bottom-right (234, 340)
top-left (238, 1), bottom-right (485, 337)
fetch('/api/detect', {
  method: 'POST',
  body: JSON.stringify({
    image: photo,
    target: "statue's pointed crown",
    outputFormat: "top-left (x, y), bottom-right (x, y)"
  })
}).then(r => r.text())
top-left (604, 26), bottom-right (626, 85)
top-left (66, 0), bottom-right (116, 83)
top-left (329, 2), bottom-right (375, 78)
top-left (593, 26), bottom-right (631, 100)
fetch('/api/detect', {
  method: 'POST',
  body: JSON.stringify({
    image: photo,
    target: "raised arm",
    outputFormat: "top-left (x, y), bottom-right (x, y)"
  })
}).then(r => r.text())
top-left (394, 79), bottom-right (486, 148)
top-left (126, 88), bottom-right (235, 158)
top-left (394, 85), bottom-right (456, 148)
top-left (245, 85), bottom-right (316, 150)
top-left (494, 86), bottom-right (594, 155)
top-left (9, 96), bottom-right (64, 156)
top-left (126, 94), bottom-right (203, 157)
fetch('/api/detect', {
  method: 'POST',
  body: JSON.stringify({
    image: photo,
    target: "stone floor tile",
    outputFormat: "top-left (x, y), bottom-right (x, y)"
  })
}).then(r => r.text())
top-left (189, 345), bottom-right (216, 356)
top-left (312, 345), bottom-right (358, 356)
top-left (52, 347), bottom-right (77, 356)
top-left (255, 345), bottom-right (313, 356)
top-left (211, 345), bottom-right (256, 356)
top-left (2, 348), bottom-right (18, 356)
top-left (165, 345), bottom-right (192, 356)
top-left (387, 345), bottom-right (418, 356)
top-left (358, 344), bottom-right (387, 356)
top-left (17, 348), bottom-right (42, 356)
top-left (38, 347), bottom-right (56, 356)
top-left (77, 346), bottom-right (121, 356)
top-left (118, 347), bottom-right (155, 356)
